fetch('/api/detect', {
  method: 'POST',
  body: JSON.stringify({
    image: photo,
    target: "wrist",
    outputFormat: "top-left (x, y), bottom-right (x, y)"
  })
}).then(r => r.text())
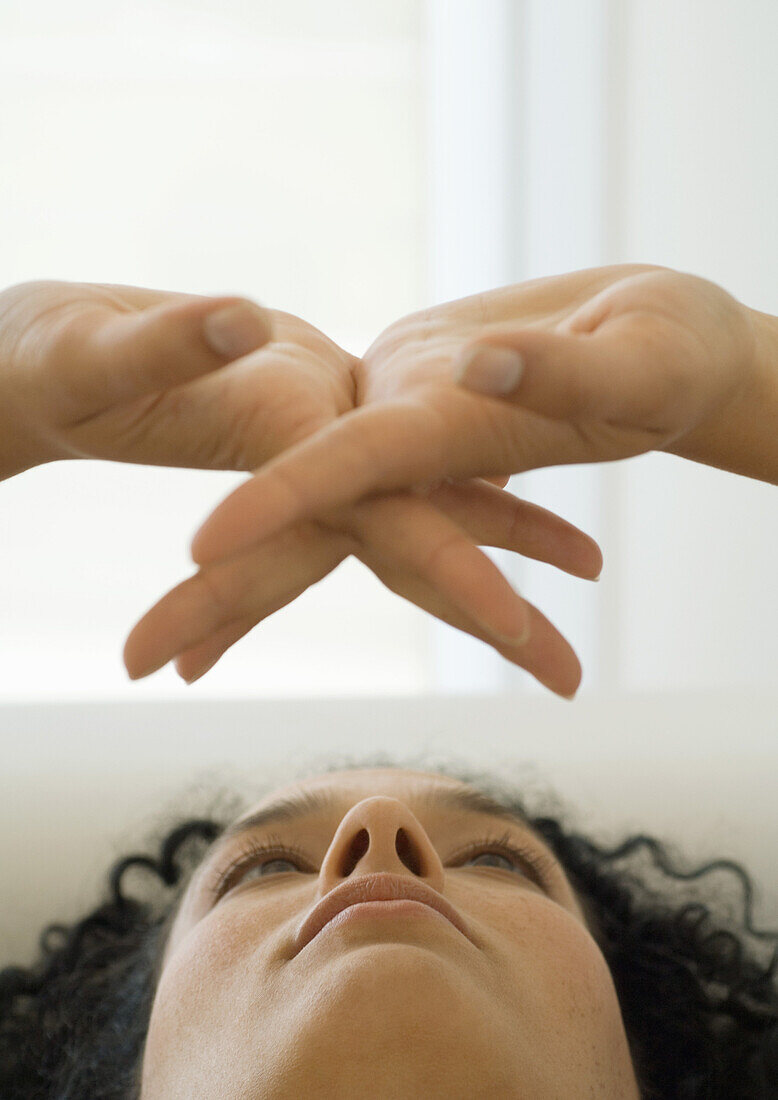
top-left (747, 305), bottom-right (778, 396)
top-left (664, 304), bottom-right (778, 485)
top-left (0, 366), bottom-right (52, 483)
top-left (0, 420), bottom-right (48, 483)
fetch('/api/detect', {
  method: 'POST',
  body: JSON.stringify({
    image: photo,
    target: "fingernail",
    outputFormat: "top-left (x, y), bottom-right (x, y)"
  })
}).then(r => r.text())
top-left (454, 346), bottom-right (524, 395)
top-left (203, 301), bottom-right (270, 359)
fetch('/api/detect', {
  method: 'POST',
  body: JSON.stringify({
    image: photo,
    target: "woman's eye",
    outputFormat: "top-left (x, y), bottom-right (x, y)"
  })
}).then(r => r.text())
top-left (455, 839), bottom-right (552, 889)
top-left (240, 856), bottom-right (300, 882)
top-left (214, 850), bottom-right (305, 896)
top-left (465, 851), bottom-right (516, 872)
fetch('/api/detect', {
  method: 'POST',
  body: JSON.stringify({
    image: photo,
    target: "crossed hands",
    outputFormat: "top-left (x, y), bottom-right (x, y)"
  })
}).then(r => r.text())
top-left (0, 264), bottom-right (755, 699)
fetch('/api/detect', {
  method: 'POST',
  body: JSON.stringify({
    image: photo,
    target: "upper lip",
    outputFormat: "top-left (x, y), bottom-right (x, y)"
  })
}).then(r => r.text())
top-left (293, 873), bottom-right (475, 955)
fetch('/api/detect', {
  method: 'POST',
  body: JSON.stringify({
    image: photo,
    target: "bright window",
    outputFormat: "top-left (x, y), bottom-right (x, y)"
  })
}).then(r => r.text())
top-left (0, 0), bottom-right (434, 700)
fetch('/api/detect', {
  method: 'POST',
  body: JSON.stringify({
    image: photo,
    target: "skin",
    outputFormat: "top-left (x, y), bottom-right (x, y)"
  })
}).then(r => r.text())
top-left (185, 265), bottom-right (762, 569)
top-left (134, 264), bottom-right (769, 692)
top-left (140, 767), bottom-right (641, 1099)
top-left (0, 280), bottom-right (601, 700)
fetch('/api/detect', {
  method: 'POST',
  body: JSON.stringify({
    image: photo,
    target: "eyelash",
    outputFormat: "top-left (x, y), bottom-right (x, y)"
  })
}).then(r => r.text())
top-left (209, 829), bottom-right (554, 900)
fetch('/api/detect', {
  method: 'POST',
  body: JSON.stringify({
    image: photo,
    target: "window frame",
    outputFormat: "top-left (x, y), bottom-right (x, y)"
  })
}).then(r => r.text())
top-left (423, 0), bottom-right (619, 695)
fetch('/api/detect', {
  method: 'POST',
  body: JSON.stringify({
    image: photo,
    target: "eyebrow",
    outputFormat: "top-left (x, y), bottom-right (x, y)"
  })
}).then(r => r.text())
top-left (210, 784), bottom-right (553, 863)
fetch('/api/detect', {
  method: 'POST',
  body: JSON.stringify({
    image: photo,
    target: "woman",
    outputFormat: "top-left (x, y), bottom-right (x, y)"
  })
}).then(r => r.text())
top-left (0, 267), bottom-right (776, 1097)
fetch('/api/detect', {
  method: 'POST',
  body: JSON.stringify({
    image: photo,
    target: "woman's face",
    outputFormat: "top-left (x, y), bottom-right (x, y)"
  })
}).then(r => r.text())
top-left (140, 768), bottom-right (641, 1099)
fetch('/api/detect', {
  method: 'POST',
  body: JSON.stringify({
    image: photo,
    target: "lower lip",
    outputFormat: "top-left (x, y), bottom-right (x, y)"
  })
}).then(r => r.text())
top-left (316, 900), bottom-right (455, 940)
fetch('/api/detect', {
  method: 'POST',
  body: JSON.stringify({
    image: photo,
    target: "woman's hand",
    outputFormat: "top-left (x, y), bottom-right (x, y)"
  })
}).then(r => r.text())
top-left (0, 279), bottom-right (600, 697)
top-left (125, 482), bottom-right (601, 696)
top-left (0, 279), bottom-right (405, 479)
top-left (186, 264), bottom-right (758, 560)
top-left (18, 282), bottom-right (593, 698)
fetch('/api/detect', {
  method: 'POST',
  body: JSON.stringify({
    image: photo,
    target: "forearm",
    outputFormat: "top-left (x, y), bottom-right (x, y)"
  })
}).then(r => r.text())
top-left (664, 306), bottom-right (778, 486)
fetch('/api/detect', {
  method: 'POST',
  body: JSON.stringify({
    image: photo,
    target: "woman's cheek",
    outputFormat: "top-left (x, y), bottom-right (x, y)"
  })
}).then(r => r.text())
top-left (491, 893), bottom-right (626, 1030)
top-left (144, 904), bottom-right (269, 1066)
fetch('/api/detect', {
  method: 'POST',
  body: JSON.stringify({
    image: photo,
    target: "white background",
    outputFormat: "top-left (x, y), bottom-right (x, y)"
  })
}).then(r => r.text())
top-left (0, 0), bottom-right (776, 964)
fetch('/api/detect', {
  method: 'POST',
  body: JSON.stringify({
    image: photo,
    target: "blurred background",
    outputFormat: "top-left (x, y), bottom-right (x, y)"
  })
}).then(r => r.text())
top-left (1, 0), bottom-right (777, 699)
top-left (1, 0), bottom-right (776, 964)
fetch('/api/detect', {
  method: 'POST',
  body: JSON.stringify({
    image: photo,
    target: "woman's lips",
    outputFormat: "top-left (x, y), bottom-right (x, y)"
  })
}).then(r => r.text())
top-left (314, 898), bottom-right (458, 939)
top-left (293, 873), bottom-right (475, 956)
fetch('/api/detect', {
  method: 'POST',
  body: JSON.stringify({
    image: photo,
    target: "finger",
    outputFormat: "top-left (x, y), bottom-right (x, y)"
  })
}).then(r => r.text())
top-left (186, 475), bottom-right (593, 678)
top-left (189, 400), bottom-right (467, 565)
top-left (129, 487), bottom-right (537, 685)
top-left (176, 565), bottom-right (582, 700)
top-left (123, 522), bottom-right (354, 681)
top-left (172, 492), bottom-right (584, 698)
top-left (173, 614), bottom-right (259, 684)
top-left (46, 294), bottom-right (272, 423)
top-left (324, 493), bottom-right (535, 644)
top-left (451, 314), bottom-right (669, 427)
top-left (340, 492), bottom-right (589, 696)
top-left (427, 479), bottom-right (603, 580)
top-left (356, 544), bottom-right (582, 699)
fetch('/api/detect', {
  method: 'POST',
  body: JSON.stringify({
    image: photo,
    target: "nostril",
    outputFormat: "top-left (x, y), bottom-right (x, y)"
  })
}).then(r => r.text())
top-left (343, 828), bottom-right (370, 875)
top-left (395, 828), bottom-right (423, 876)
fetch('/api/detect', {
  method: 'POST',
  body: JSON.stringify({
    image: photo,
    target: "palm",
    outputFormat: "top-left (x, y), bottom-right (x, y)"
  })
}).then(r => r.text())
top-left (3, 280), bottom-right (355, 472)
top-left (121, 307), bottom-right (602, 700)
top-left (165, 261), bottom-right (757, 698)
top-left (116, 310), bottom-right (354, 471)
top-left (356, 261), bottom-right (739, 477)
top-left (4, 278), bottom-right (601, 697)
top-left (356, 277), bottom-right (594, 476)
top-left (103, 308), bottom-right (354, 471)
top-left (205, 262), bottom-right (753, 557)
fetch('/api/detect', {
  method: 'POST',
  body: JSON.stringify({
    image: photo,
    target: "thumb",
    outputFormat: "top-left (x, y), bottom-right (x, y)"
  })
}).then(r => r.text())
top-left (53, 294), bottom-right (272, 419)
top-left (452, 319), bottom-right (658, 426)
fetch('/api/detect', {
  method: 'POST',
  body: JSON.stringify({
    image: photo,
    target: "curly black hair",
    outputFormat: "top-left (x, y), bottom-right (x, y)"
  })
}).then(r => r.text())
top-left (2, 750), bottom-right (777, 1099)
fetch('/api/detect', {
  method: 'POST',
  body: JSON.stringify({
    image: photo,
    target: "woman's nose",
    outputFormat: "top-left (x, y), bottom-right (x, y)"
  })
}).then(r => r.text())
top-left (318, 796), bottom-right (446, 893)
